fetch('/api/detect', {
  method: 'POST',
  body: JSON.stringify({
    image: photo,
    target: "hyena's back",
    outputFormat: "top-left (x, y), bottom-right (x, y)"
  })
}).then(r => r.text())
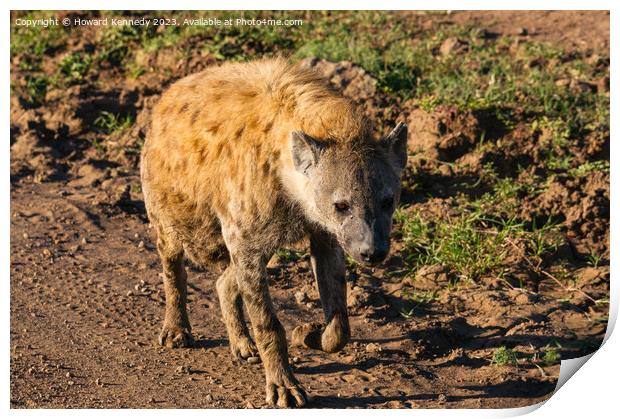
top-left (141, 58), bottom-right (366, 267)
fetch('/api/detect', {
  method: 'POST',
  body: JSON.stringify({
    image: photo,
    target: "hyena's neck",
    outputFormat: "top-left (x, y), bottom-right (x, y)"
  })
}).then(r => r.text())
top-left (278, 160), bottom-right (323, 227)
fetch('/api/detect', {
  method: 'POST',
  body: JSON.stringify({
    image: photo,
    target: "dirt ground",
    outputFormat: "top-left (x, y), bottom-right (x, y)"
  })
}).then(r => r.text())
top-left (10, 11), bottom-right (610, 408)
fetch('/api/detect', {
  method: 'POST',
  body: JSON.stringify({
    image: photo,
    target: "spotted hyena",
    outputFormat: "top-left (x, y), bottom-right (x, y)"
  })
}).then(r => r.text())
top-left (140, 57), bottom-right (408, 407)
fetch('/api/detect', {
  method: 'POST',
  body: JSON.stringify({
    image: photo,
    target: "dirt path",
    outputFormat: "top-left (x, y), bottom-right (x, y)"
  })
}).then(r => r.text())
top-left (10, 181), bottom-right (605, 408)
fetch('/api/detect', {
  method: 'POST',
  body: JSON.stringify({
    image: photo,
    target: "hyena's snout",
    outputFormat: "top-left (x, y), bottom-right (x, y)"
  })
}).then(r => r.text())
top-left (347, 221), bottom-right (390, 265)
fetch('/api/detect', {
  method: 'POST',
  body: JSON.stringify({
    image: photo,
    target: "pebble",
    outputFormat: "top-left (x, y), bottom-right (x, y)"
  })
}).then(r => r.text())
top-left (175, 365), bottom-right (189, 374)
top-left (365, 343), bottom-right (382, 353)
top-left (95, 378), bottom-right (103, 386)
top-left (294, 291), bottom-right (308, 304)
top-left (205, 394), bottom-right (213, 402)
top-left (247, 357), bottom-right (261, 365)
top-left (138, 241), bottom-right (145, 249)
top-left (515, 27), bottom-right (528, 36)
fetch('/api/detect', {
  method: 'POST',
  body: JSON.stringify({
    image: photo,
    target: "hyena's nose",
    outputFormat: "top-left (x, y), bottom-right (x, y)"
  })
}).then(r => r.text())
top-left (360, 247), bottom-right (388, 264)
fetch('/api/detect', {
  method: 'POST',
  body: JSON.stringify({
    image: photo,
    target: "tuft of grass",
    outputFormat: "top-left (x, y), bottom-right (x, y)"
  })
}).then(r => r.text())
top-left (59, 52), bottom-right (93, 84)
top-left (275, 248), bottom-right (303, 264)
top-left (399, 209), bottom-right (519, 282)
top-left (94, 111), bottom-right (133, 134)
top-left (402, 289), bottom-right (437, 304)
top-left (542, 348), bottom-right (561, 363)
top-left (97, 25), bottom-right (142, 68)
top-left (127, 61), bottom-right (146, 79)
top-left (586, 252), bottom-right (603, 268)
top-left (400, 289), bottom-right (437, 318)
top-left (16, 75), bottom-right (49, 106)
top-left (491, 346), bottom-right (518, 366)
top-left (344, 254), bottom-right (359, 270)
top-left (568, 160), bottom-right (610, 178)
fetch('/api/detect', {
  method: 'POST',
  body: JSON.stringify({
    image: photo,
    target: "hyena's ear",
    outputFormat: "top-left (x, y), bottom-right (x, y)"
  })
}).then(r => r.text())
top-left (381, 122), bottom-right (408, 171)
top-left (291, 131), bottom-right (325, 176)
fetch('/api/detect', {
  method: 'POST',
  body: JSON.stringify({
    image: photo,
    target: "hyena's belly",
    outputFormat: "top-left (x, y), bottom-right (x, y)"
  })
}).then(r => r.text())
top-left (181, 213), bottom-right (228, 268)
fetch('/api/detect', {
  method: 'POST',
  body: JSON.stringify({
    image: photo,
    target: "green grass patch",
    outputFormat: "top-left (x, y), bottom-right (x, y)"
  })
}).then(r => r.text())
top-left (542, 348), bottom-right (561, 363)
top-left (275, 248), bottom-right (303, 264)
top-left (398, 209), bottom-right (519, 282)
top-left (491, 346), bottom-right (518, 366)
top-left (94, 111), bottom-right (133, 134)
top-left (13, 75), bottom-right (50, 106)
top-left (59, 52), bottom-right (93, 84)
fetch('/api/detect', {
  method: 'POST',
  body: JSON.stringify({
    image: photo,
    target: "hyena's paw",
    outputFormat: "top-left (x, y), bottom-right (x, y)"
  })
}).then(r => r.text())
top-left (158, 324), bottom-right (194, 348)
top-left (265, 373), bottom-right (308, 408)
top-left (229, 334), bottom-right (259, 361)
top-left (292, 321), bottom-right (349, 353)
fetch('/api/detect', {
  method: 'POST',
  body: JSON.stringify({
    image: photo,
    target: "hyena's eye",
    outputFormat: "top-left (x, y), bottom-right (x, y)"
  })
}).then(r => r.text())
top-left (381, 197), bottom-right (394, 210)
top-left (334, 201), bottom-right (350, 213)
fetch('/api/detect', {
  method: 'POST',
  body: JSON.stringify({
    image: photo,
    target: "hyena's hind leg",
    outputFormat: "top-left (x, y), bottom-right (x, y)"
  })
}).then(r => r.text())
top-left (156, 225), bottom-right (194, 348)
top-left (216, 266), bottom-right (259, 361)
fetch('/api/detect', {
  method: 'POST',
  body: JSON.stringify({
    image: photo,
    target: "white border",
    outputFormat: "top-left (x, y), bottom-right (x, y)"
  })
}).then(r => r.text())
top-left (4, 1), bottom-right (617, 417)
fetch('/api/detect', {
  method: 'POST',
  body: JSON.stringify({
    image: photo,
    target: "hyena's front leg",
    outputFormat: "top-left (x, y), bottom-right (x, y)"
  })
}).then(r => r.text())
top-left (156, 232), bottom-right (194, 348)
top-left (231, 254), bottom-right (307, 407)
top-left (216, 266), bottom-right (259, 361)
top-left (292, 229), bottom-right (350, 353)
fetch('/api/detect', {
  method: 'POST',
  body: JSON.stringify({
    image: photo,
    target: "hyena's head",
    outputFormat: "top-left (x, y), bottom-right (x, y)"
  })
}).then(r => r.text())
top-left (291, 122), bottom-right (408, 265)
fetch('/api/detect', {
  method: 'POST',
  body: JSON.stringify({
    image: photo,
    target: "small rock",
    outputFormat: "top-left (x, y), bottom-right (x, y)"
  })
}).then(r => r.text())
top-left (205, 394), bottom-right (213, 402)
top-left (365, 343), bottom-right (382, 353)
top-left (65, 372), bottom-right (72, 378)
top-left (295, 291), bottom-right (309, 304)
top-left (175, 365), bottom-right (190, 374)
top-left (438, 393), bottom-right (448, 403)
top-left (22, 232), bottom-right (29, 240)
top-left (569, 79), bottom-right (595, 93)
top-left (514, 27), bottom-right (528, 36)
top-left (387, 400), bottom-right (405, 408)
top-left (245, 400), bottom-right (255, 409)
top-left (597, 76), bottom-right (610, 94)
top-left (292, 356), bottom-right (300, 363)
top-left (247, 357), bottom-right (261, 365)
top-left (67, 380), bottom-right (75, 386)
top-left (138, 241), bottom-right (145, 249)
top-left (95, 378), bottom-right (103, 386)
top-left (439, 37), bottom-right (467, 56)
